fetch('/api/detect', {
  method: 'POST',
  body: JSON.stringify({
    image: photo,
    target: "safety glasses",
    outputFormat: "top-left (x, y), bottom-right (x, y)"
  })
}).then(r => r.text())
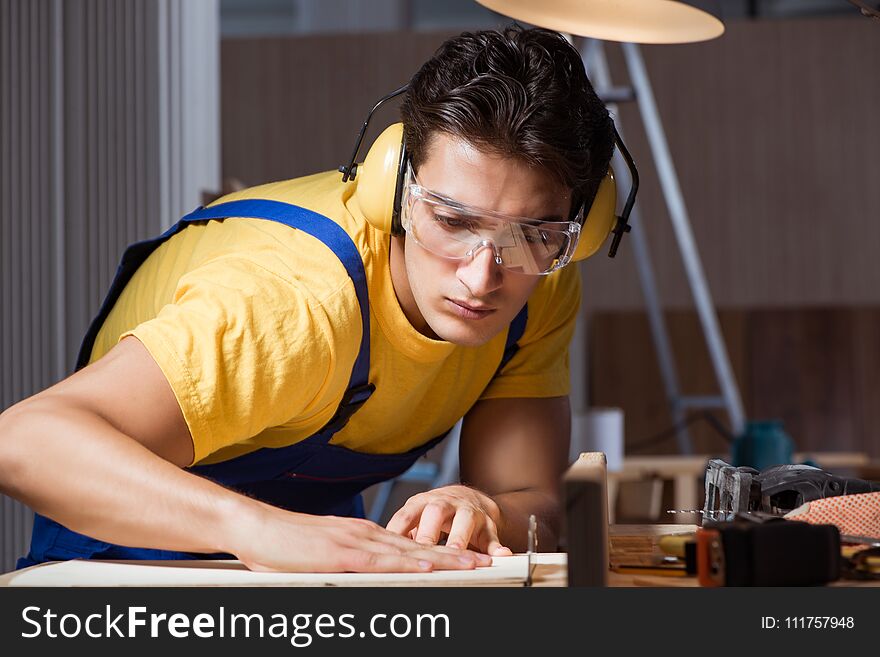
top-left (400, 166), bottom-right (582, 276)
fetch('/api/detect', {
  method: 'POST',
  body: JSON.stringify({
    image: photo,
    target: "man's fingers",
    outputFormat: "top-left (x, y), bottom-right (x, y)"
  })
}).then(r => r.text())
top-left (486, 541), bottom-right (513, 556)
top-left (385, 505), bottom-right (420, 536)
top-left (339, 549), bottom-right (434, 573)
top-left (364, 519), bottom-right (490, 565)
top-left (408, 547), bottom-right (481, 570)
top-left (444, 507), bottom-right (478, 550)
top-left (358, 540), bottom-right (488, 571)
top-left (413, 503), bottom-right (450, 545)
top-left (474, 520), bottom-right (512, 556)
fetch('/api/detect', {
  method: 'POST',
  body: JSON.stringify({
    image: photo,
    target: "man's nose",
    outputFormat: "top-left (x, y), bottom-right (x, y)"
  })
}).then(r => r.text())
top-left (457, 241), bottom-right (503, 297)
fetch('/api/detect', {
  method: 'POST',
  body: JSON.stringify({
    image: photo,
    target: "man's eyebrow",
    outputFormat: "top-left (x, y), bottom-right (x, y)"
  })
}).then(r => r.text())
top-left (460, 211), bottom-right (567, 225)
top-left (424, 186), bottom-right (568, 223)
top-left (515, 214), bottom-right (567, 226)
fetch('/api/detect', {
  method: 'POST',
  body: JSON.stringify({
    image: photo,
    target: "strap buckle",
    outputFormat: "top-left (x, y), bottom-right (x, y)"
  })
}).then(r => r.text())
top-left (320, 383), bottom-right (376, 434)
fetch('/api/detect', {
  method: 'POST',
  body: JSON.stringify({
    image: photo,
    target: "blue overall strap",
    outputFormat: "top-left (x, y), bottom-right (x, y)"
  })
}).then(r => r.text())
top-left (496, 304), bottom-right (528, 375)
top-left (75, 220), bottom-right (193, 370)
top-left (181, 200), bottom-right (374, 432)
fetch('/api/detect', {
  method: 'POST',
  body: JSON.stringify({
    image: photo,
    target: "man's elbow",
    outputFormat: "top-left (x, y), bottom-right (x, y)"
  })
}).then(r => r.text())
top-left (0, 400), bottom-right (33, 495)
top-left (0, 396), bottom-right (61, 497)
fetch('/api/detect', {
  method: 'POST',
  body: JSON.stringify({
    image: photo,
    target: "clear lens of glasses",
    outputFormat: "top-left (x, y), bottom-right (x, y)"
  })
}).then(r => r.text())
top-left (401, 184), bottom-right (580, 276)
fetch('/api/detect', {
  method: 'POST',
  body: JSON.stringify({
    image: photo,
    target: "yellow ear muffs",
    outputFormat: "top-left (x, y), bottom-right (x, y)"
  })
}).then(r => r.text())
top-left (351, 122), bottom-right (408, 236)
top-left (571, 168), bottom-right (617, 262)
top-left (351, 122), bottom-right (622, 255)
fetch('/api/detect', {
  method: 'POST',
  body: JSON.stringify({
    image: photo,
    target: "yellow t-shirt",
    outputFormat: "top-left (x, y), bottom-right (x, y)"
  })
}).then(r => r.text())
top-left (90, 171), bottom-right (580, 466)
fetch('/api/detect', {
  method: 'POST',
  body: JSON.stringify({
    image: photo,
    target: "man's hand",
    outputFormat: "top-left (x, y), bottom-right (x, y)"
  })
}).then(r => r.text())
top-left (231, 503), bottom-right (493, 573)
top-left (385, 485), bottom-right (514, 556)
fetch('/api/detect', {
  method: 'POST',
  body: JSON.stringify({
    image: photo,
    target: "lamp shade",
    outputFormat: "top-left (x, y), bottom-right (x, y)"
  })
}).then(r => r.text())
top-left (475, 0), bottom-right (724, 44)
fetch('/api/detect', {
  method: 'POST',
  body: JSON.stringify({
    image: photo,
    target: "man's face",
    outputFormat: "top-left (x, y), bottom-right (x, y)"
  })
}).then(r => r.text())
top-left (389, 133), bottom-right (573, 347)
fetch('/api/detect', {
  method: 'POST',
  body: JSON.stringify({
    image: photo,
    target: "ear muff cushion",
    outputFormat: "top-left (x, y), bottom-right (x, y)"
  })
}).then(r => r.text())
top-left (572, 169), bottom-right (617, 261)
top-left (352, 122), bottom-right (406, 235)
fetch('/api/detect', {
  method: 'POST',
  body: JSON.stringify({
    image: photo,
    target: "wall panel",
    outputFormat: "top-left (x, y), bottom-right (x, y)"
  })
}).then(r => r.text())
top-left (0, 0), bottom-right (219, 573)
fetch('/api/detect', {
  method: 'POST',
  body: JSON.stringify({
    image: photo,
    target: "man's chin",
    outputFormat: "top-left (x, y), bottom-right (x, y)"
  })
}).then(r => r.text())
top-left (428, 315), bottom-right (504, 348)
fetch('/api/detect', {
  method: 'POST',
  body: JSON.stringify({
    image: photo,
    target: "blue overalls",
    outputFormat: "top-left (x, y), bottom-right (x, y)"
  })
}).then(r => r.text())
top-left (18, 200), bottom-right (527, 568)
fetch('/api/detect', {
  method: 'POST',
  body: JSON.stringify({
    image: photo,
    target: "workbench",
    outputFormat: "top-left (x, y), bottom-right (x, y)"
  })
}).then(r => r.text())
top-left (3, 525), bottom-right (875, 587)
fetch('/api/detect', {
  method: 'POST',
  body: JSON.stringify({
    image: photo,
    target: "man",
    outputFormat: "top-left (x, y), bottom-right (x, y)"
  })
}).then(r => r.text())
top-left (0, 26), bottom-right (615, 573)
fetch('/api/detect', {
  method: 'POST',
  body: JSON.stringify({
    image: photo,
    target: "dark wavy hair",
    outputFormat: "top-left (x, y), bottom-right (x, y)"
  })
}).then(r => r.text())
top-left (401, 26), bottom-right (614, 219)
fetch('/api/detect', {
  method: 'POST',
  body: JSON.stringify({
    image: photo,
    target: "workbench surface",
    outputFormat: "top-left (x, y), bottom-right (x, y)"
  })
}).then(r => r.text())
top-left (3, 525), bottom-right (875, 587)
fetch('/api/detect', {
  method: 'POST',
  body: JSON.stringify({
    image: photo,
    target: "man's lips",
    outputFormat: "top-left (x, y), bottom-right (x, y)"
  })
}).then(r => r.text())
top-left (446, 298), bottom-right (496, 319)
top-left (450, 299), bottom-right (495, 312)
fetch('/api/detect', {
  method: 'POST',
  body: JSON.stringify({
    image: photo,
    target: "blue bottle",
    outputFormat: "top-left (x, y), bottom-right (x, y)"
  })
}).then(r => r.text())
top-left (731, 420), bottom-right (794, 470)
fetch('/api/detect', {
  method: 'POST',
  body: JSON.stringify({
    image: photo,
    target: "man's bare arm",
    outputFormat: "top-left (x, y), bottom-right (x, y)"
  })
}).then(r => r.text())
top-left (459, 396), bottom-right (570, 552)
top-left (386, 396), bottom-right (570, 553)
top-left (0, 337), bottom-right (488, 572)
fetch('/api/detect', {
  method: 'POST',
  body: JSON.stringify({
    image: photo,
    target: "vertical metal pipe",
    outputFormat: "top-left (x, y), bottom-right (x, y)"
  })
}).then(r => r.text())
top-left (96, 0), bottom-right (106, 295)
top-left (124, 0), bottom-right (134, 247)
top-left (10, 0), bottom-right (22, 406)
top-left (1, 0), bottom-right (11, 410)
top-left (36, 0), bottom-right (47, 391)
top-left (86, 0), bottom-right (96, 308)
top-left (3, 497), bottom-right (10, 573)
top-left (133, 0), bottom-right (143, 246)
top-left (52, 0), bottom-right (66, 379)
top-left (157, 0), bottom-right (170, 232)
top-left (21, 0), bottom-right (30, 401)
top-left (170, 0), bottom-right (180, 223)
top-left (107, 0), bottom-right (116, 287)
top-left (36, 0), bottom-right (46, 391)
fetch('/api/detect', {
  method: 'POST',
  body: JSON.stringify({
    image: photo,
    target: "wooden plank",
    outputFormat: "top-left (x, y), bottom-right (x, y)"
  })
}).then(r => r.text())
top-left (2, 556), bottom-right (529, 588)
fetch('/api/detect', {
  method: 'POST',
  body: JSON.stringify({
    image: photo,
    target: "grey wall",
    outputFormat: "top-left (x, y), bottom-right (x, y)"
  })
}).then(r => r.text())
top-left (580, 17), bottom-right (880, 311)
top-left (220, 18), bottom-right (880, 313)
top-left (0, 0), bottom-right (219, 573)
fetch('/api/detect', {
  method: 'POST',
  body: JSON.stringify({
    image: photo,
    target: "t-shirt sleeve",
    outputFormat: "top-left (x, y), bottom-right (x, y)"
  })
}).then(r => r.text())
top-left (479, 264), bottom-right (581, 400)
top-left (122, 254), bottom-right (358, 465)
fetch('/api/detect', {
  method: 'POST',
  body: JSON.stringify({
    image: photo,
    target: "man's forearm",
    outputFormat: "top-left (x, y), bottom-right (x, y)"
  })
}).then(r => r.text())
top-left (492, 488), bottom-right (560, 553)
top-left (0, 399), bottom-right (257, 556)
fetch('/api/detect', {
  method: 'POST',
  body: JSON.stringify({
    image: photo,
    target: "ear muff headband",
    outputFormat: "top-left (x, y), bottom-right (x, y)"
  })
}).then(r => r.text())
top-left (571, 127), bottom-right (639, 260)
top-left (339, 85), bottom-right (409, 237)
top-left (343, 90), bottom-right (639, 258)
top-left (605, 126), bottom-right (638, 258)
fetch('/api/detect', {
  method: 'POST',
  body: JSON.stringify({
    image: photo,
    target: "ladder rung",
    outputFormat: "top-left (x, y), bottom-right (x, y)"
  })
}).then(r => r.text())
top-left (676, 396), bottom-right (726, 409)
top-left (598, 86), bottom-right (636, 104)
top-left (397, 462), bottom-right (438, 483)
